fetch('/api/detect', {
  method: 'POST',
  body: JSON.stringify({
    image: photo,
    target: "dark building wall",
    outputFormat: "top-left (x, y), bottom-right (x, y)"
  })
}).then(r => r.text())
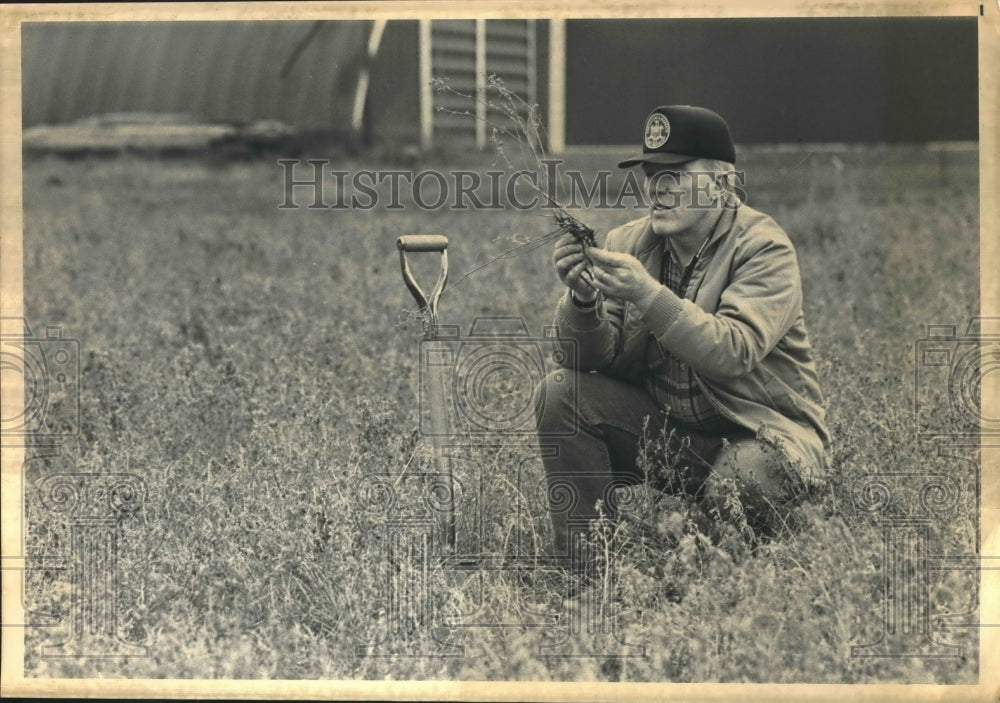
top-left (565, 17), bottom-right (978, 144)
top-left (535, 20), bottom-right (550, 149)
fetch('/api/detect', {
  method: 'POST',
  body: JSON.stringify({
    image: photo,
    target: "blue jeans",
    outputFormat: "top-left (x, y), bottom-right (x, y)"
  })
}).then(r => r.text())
top-left (534, 369), bottom-right (806, 559)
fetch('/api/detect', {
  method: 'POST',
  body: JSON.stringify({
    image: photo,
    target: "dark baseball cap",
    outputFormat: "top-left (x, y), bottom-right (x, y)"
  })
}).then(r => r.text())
top-left (618, 105), bottom-right (736, 168)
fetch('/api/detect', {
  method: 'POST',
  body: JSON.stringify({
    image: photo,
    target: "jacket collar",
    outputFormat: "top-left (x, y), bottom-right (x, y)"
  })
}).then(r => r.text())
top-left (633, 202), bottom-right (740, 269)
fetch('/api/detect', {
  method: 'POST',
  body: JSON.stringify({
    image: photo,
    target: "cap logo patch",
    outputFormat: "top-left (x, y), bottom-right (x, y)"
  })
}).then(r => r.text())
top-left (644, 113), bottom-right (671, 149)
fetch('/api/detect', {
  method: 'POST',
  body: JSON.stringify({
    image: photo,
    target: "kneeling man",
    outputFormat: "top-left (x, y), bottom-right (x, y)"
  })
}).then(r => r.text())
top-left (536, 105), bottom-right (830, 559)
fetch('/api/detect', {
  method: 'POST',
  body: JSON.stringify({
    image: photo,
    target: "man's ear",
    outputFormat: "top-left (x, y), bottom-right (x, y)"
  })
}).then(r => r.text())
top-left (700, 174), bottom-right (723, 201)
top-left (713, 172), bottom-right (734, 198)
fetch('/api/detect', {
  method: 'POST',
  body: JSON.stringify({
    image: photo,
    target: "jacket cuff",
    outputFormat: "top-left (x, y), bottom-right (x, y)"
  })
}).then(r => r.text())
top-left (557, 291), bottom-right (604, 331)
top-left (638, 286), bottom-right (685, 335)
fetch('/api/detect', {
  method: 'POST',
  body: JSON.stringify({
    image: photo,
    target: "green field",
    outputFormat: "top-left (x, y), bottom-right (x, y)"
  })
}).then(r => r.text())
top-left (19, 144), bottom-right (981, 681)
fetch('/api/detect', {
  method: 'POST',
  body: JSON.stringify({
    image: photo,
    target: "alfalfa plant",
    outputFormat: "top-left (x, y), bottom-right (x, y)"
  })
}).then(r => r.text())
top-left (431, 74), bottom-right (599, 294)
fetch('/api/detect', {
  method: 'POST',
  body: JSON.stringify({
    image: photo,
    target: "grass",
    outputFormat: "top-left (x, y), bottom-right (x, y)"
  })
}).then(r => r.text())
top-left (18, 143), bottom-right (980, 682)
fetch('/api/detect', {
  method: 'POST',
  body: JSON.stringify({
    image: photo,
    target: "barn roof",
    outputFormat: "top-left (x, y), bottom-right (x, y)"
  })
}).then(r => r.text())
top-left (22, 21), bottom-right (371, 131)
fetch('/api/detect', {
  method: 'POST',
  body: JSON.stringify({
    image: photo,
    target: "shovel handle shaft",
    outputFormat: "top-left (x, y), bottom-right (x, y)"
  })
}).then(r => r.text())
top-left (397, 235), bottom-right (448, 252)
top-left (397, 233), bottom-right (454, 550)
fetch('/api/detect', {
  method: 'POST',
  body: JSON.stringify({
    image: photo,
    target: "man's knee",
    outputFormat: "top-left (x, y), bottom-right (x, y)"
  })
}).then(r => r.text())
top-left (701, 438), bottom-right (801, 537)
top-left (534, 368), bottom-right (579, 434)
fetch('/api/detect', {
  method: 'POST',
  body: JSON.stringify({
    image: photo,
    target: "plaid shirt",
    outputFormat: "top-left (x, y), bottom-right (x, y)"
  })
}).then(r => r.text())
top-left (645, 244), bottom-right (741, 435)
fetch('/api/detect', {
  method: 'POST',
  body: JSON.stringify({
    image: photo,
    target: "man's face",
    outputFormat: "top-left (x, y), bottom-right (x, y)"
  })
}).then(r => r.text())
top-left (643, 159), bottom-right (722, 237)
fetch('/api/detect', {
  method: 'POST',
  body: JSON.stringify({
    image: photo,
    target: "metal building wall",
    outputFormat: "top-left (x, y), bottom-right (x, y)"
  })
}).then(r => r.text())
top-left (21, 21), bottom-right (376, 131)
top-left (20, 20), bottom-right (534, 148)
top-left (422, 19), bottom-right (539, 146)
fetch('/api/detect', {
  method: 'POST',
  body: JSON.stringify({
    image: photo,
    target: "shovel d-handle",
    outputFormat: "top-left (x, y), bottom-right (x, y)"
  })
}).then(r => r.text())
top-left (397, 234), bottom-right (455, 550)
top-left (397, 235), bottom-right (449, 337)
top-left (397, 234), bottom-right (448, 252)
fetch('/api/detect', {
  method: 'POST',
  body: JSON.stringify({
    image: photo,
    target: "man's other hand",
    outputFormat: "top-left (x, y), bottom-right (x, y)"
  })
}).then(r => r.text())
top-left (589, 248), bottom-right (662, 308)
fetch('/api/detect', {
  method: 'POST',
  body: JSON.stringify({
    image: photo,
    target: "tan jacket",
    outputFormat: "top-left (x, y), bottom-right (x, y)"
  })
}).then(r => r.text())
top-left (554, 203), bottom-right (831, 481)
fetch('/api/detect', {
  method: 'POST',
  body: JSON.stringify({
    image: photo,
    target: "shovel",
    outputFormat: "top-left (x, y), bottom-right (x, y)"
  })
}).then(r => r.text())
top-left (396, 234), bottom-right (455, 551)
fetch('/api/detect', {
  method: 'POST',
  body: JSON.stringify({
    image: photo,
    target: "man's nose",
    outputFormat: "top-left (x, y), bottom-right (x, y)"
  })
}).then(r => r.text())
top-left (651, 189), bottom-right (684, 202)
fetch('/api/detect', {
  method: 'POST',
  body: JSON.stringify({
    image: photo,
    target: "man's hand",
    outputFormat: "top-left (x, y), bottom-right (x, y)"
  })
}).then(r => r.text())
top-left (553, 231), bottom-right (598, 302)
top-left (588, 248), bottom-right (662, 309)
